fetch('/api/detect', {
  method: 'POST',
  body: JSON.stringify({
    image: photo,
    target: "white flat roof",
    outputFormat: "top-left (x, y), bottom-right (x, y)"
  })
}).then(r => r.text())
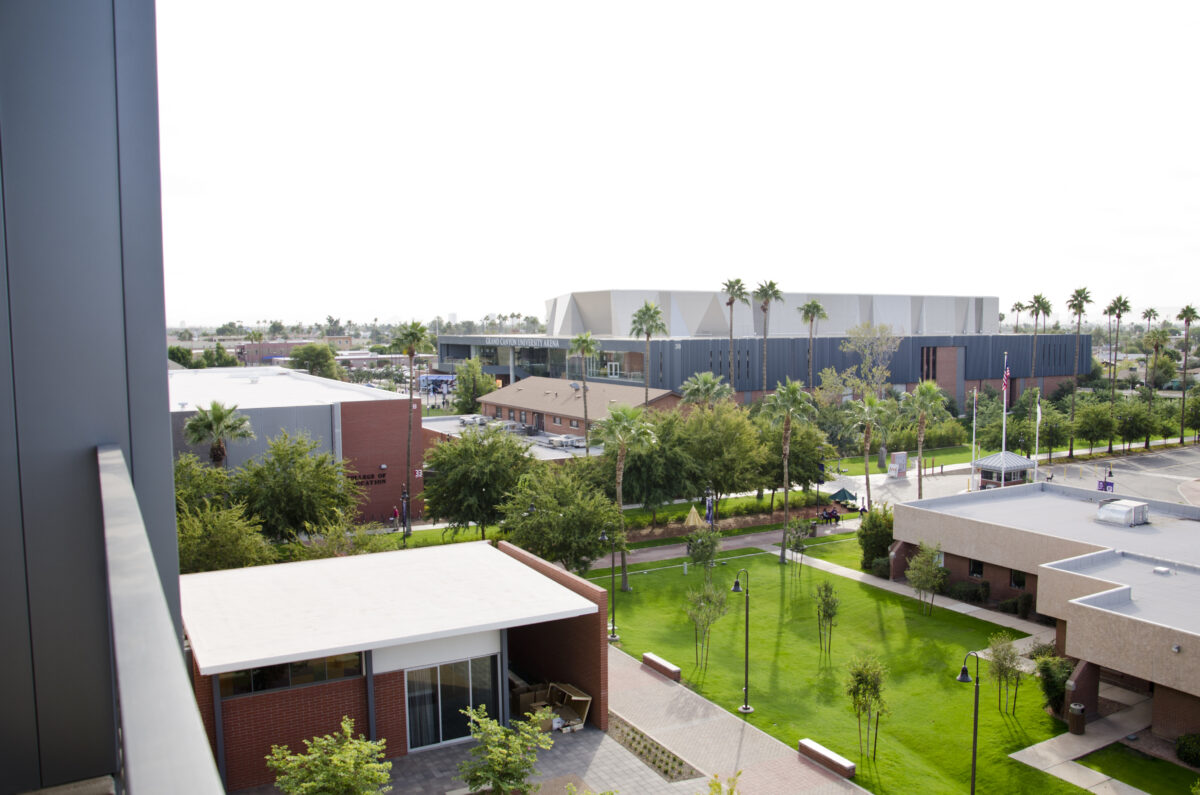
top-left (1049, 551), bottom-right (1200, 635)
top-left (181, 542), bottom-right (598, 675)
top-left (168, 366), bottom-right (402, 411)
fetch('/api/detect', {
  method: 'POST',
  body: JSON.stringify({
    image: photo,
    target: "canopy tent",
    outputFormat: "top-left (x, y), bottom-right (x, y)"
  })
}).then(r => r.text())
top-left (829, 487), bottom-right (857, 503)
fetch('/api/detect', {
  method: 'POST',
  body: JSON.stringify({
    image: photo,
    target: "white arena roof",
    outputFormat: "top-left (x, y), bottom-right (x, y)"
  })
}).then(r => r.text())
top-left (168, 366), bottom-right (401, 411)
top-left (181, 542), bottom-right (597, 675)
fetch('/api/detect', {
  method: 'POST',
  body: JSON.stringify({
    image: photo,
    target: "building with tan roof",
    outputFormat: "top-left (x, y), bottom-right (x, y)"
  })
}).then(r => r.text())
top-left (476, 376), bottom-right (679, 436)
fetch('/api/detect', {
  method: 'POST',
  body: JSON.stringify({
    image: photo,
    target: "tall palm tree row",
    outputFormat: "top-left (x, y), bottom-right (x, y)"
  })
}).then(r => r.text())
top-left (395, 321), bottom-right (429, 505)
top-left (1011, 301), bottom-right (1025, 333)
top-left (722, 279), bottom-right (749, 389)
top-left (901, 380), bottom-right (949, 500)
top-left (762, 378), bottom-right (816, 563)
top-left (1179, 305), bottom-right (1199, 444)
top-left (1107, 295), bottom-right (1131, 452)
top-left (595, 405), bottom-right (656, 591)
top-left (183, 400), bottom-right (255, 466)
top-left (1143, 328), bottom-right (1170, 449)
top-left (630, 300), bottom-right (667, 408)
top-left (1066, 287), bottom-right (1092, 457)
top-left (799, 299), bottom-right (827, 391)
top-left (753, 280), bottom-right (783, 395)
top-left (1028, 294), bottom-right (1051, 379)
top-left (680, 371), bottom-right (733, 408)
top-left (569, 331), bottom-right (600, 456)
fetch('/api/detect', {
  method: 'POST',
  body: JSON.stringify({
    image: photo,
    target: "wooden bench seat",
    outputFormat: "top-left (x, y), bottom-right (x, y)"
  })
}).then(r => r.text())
top-left (641, 652), bottom-right (681, 682)
top-left (798, 738), bottom-right (855, 778)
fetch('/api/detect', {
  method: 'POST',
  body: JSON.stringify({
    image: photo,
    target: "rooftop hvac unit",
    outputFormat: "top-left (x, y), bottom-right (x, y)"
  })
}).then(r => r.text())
top-left (1096, 499), bottom-right (1149, 527)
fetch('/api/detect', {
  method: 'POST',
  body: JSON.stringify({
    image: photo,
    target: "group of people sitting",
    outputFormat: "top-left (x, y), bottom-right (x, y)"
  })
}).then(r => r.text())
top-left (817, 508), bottom-right (842, 525)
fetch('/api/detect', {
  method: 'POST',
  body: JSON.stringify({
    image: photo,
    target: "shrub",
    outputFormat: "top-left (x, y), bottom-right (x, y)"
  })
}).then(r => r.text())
top-left (979, 580), bottom-right (991, 602)
top-left (1034, 655), bottom-right (1075, 716)
top-left (997, 598), bottom-right (1019, 614)
top-left (1177, 734), bottom-right (1200, 767)
top-left (1017, 592), bottom-right (1035, 619)
top-left (935, 567), bottom-right (951, 594)
top-left (1028, 640), bottom-right (1058, 660)
top-left (948, 581), bottom-right (985, 603)
top-left (871, 556), bottom-right (890, 578)
top-left (857, 506), bottom-right (894, 569)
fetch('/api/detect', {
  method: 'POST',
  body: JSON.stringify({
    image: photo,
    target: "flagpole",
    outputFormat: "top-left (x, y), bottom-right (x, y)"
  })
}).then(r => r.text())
top-left (971, 387), bottom-right (977, 492)
top-left (1001, 352), bottom-right (1008, 487)
top-left (1034, 390), bottom-right (1042, 482)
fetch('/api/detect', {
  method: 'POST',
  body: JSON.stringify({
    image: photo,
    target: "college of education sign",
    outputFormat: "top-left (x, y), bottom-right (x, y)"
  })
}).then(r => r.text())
top-left (483, 337), bottom-right (565, 348)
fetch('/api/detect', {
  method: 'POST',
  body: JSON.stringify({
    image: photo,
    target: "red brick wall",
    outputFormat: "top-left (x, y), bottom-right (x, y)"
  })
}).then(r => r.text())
top-left (497, 542), bottom-right (608, 731)
top-left (1152, 685), bottom-right (1200, 740)
top-left (935, 347), bottom-right (959, 398)
top-left (340, 398), bottom-right (426, 524)
top-left (374, 670), bottom-right (408, 758)
top-left (941, 552), bottom-right (1038, 604)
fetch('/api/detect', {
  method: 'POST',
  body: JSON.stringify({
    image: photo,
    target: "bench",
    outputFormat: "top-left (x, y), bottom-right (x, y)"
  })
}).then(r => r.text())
top-left (798, 738), bottom-right (855, 779)
top-left (641, 652), bottom-right (681, 682)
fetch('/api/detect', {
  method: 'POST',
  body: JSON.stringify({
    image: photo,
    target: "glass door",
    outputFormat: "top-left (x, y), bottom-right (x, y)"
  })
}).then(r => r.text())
top-left (406, 655), bottom-right (500, 750)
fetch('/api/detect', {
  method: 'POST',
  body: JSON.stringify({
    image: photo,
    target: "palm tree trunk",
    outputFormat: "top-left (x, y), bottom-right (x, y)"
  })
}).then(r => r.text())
top-left (761, 308), bottom-right (769, 395)
top-left (1069, 315), bottom-right (1081, 457)
top-left (1109, 318), bottom-right (1120, 452)
top-left (917, 415), bottom-right (926, 499)
top-left (727, 303), bottom-right (735, 390)
top-left (1032, 327), bottom-right (1039, 380)
top-left (808, 320), bottom-right (815, 389)
top-left (863, 426), bottom-right (872, 509)
top-left (644, 333), bottom-right (650, 407)
top-left (582, 369), bottom-right (590, 457)
top-left (617, 447), bottom-right (631, 591)
top-left (1147, 346), bottom-right (1159, 449)
top-left (1182, 324), bottom-right (1191, 444)
top-left (780, 418), bottom-right (790, 564)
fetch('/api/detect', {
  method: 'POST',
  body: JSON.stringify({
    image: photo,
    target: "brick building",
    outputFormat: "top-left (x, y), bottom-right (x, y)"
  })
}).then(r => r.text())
top-left (182, 541), bottom-right (607, 790)
top-left (477, 375), bottom-right (680, 436)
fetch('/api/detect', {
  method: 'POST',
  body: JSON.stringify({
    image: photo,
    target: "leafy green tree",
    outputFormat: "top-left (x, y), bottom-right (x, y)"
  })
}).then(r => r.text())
top-left (324, 315), bottom-right (346, 336)
top-left (901, 380), bottom-right (949, 499)
top-left (1066, 287), bottom-right (1093, 456)
top-left (595, 405), bottom-right (655, 590)
top-left (680, 371), bottom-right (734, 408)
top-left (1179, 305), bottom-right (1198, 443)
top-left (177, 503), bottom-right (275, 574)
top-left (1074, 401), bottom-right (1115, 452)
top-left (289, 342), bottom-right (344, 379)
top-left (988, 631), bottom-right (1022, 714)
top-left (569, 331), bottom-right (600, 455)
top-left (848, 394), bottom-right (886, 508)
top-left (450, 358), bottom-right (497, 415)
top-left (1187, 387), bottom-right (1200, 443)
top-left (1143, 328), bottom-right (1171, 446)
top-left (685, 577), bottom-right (728, 669)
top-left (681, 401), bottom-right (763, 515)
top-left (267, 320), bottom-right (286, 337)
top-left (905, 542), bottom-right (945, 616)
top-left (840, 324), bottom-right (900, 399)
top-left (762, 378), bottom-right (817, 563)
top-left (266, 716), bottom-right (391, 795)
top-left (422, 425), bottom-right (534, 540)
top-left (174, 453), bottom-right (233, 513)
top-left (630, 300), bottom-right (667, 407)
top-left (845, 655), bottom-right (888, 760)
top-left (617, 410), bottom-right (698, 523)
top-left (799, 299), bottom-right (828, 391)
top-left (457, 706), bottom-right (553, 795)
top-left (1116, 398), bottom-right (1153, 451)
top-left (722, 278), bottom-right (750, 386)
top-left (183, 401), bottom-right (255, 466)
top-left (200, 341), bottom-right (240, 368)
top-left (176, 328), bottom-right (194, 341)
top-left (500, 466), bottom-right (619, 574)
top-left (168, 345), bottom-right (199, 369)
top-left (232, 431), bottom-right (363, 541)
top-left (752, 280), bottom-right (783, 394)
top-left (214, 320), bottom-right (242, 336)
top-left (814, 579), bottom-right (839, 660)
top-left (857, 505), bottom-right (893, 570)
top-left (394, 320), bottom-right (429, 502)
top-left (685, 527), bottom-right (720, 574)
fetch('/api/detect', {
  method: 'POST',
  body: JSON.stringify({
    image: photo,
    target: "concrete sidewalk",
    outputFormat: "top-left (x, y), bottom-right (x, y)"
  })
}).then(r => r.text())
top-left (607, 647), bottom-right (865, 795)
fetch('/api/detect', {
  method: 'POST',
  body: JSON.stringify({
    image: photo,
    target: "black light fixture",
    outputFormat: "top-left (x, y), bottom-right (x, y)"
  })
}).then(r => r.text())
top-left (599, 527), bottom-right (618, 642)
top-left (731, 568), bottom-right (752, 713)
top-left (956, 651), bottom-right (981, 794)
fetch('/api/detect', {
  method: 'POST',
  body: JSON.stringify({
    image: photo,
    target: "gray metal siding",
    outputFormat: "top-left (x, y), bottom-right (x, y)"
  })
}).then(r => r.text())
top-left (171, 405), bottom-right (336, 469)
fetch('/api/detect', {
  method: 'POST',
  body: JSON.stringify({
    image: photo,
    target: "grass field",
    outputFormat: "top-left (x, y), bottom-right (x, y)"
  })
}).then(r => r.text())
top-left (592, 550), bottom-right (1081, 794)
top-left (799, 535), bottom-right (865, 570)
top-left (1077, 743), bottom-right (1198, 794)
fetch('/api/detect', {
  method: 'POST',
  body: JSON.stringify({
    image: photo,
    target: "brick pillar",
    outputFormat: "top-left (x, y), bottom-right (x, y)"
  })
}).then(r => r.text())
top-left (1065, 659), bottom-right (1100, 718)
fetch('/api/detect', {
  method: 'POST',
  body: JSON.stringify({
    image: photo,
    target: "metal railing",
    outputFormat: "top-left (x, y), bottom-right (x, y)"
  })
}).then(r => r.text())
top-left (97, 445), bottom-right (224, 794)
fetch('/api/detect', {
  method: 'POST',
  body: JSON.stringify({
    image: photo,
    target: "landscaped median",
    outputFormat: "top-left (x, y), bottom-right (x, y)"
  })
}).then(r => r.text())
top-left (591, 550), bottom-right (1083, 794)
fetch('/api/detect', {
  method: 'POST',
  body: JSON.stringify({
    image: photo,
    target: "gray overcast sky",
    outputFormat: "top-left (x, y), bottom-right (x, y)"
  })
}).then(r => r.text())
top-left (156, 1), bottom-right (1200, 330)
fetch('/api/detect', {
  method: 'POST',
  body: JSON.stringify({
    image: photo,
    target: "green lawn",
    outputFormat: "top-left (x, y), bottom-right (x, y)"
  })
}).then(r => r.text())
top-left (799, 536), bottom-right (865, 570)
top-left (593, 551), bottom-right (1081, 794)
top-left (1077, 743), bottom-right (1198, 795)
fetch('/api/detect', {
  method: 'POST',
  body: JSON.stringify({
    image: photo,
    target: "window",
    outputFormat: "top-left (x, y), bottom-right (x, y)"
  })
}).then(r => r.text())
top-left (569, 419), bottom-right (579, 428)
top-left (552, 416), bottom-right (561, 425)
top-left (407, 655), bottom-right (499, 750)
top-left (508, 409), bottom-right (515, 420)
top-left (219, 652), bottom-right (363, 698)
top-left (494, 407), bottom-right (502, 418)
top-left (968, 559), bottom-right (984, 578)
top-left (921, 347), bottom-right (937, 381)
top-left (519, 411), bottom-right (527, 423)
top-left (1010, 569), bottom-right (1026, 590)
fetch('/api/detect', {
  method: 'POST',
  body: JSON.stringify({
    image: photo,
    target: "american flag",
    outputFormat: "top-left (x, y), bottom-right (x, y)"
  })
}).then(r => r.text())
top-left (1002, 366), bottom-right (1009, 394)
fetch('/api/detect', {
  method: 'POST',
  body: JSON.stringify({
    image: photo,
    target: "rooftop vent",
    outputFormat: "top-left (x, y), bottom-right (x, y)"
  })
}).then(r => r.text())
top-left (1096, 499), bottom-right (1150, 527)
top-left (1153, 566), bottom-right (1172, 576)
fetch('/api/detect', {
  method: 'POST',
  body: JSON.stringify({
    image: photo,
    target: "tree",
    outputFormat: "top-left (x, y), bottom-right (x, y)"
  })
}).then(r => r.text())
top-left (1107, 295), bottom-right (1131, 451)
top-left (685, 527), bottom-right (720, 574)
top-left (849, 394), bottom-right (886, 508)
top-left (1029, 293), bottom-right (1052, 378)
top-left (752, 280), bottom-right (783, 394)
top-left (799, 299), bottom-right (828, 391)
top-left (680, 371), bottom-right (734, 408)
top-left (214, 320), bottom-right (242, 336)
top-left (1011, 301), bottom-right (1025, 333)
top-left (168, 345), bottom-right (198, 369)
top-left (845, 655), bottom-right (887, 760)
top-left (266, 716), bottom-right (392, 795)
top-left (762, 378), bottom-right (816, 563)
top-left (267, 319), bottom-right (286, 337)
top-left (1116, 398), bottom-right (1153, 451)
top-left (840, 324), bottom-right (900, 399)
top-left (1187, 386), bottom-right (1200, 443)
top-left (200, 341), bottom-right (239, 368)
top-left (988, 631), bottom-right (1022, 714)
top-left (901, 380), bottom-right (949, 499)
top-left (1066, 287), bottom-right (1093, 456)
top-left (685, 577), bottom-right (728, 669)
top-left (1180, 305), bottom-right (1198, 443)
top-left (177, 502), bottom-right (275, 574)
top-left (500, 467), bottom-right (620, 574)
top-left (569, 331), bottom-right (600, 455)
top-left (722, 278), bottom-right (750, 386)
top-left (289, 342), bottom-right (344, 380)
top-left (618, 410), bottom-right (698, 524)
top-left (174, 452), bottom-right (233, 513)
top-left (422, 425), bottom-right (535, 540)
top-left (451, 358), bottom-right (497, 415)
top-left (630, 300), bottom-right (667, 407)
top-left (681, 401), bottom-right (763, 516)
top-left (183, 401), bottom-right (255, 466)
top-left (176, 328), bottom-right (194, 341)
top-left (1074, 401), bottom-right (1115, 452)
top-left (905, 542), bottom-right (945, 616)
top-left (814, 579), bottom-right (839, 661)
top-left (1143, 329), bottom-right (1170, 447)
top-left (394, 321), bottom-right (429, 507)
top-left (232, 431), bottom-right (363, 541)
top-left (1143, 307), bottom-right (1159, 334)
top-left (595, 405), bottom-right (656, 590)
top-left (323, 315), bottom-right (346, 336)
top-left (458, 705), bottom-right (553, 795)
top-left (857, 505), bottom-right (893, 570)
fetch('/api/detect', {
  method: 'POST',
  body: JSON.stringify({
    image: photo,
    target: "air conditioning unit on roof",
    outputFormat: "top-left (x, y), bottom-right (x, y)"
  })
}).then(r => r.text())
top-left (1096, 499), bottom-right (1149, 527)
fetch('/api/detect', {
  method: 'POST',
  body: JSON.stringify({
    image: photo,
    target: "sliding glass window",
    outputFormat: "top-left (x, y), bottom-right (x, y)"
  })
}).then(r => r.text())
top-left (406, 655), bottom-right (499, 750)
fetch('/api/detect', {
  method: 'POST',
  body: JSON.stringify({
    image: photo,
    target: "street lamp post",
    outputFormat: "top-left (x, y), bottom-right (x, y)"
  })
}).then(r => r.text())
top-left (400, 486), bottom-right (411, 546)
top-left (731, 568), bottom-right (753, 713)
top-left (956, 651), bottom-right (982, 794)
top-left (599, 528), bottom-right (619, 641)
top-left (705, 487), bottom-right (715, 530)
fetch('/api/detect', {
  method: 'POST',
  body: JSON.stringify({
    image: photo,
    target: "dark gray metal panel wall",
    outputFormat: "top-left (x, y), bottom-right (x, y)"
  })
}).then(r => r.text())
top-left (171, 405), bottom-right (336, 468)
top-left (0, 0), bottom-right (171, 788)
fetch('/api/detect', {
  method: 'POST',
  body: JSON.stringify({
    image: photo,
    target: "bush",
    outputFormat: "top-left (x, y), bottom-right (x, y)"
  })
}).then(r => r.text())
top-left (1017, 592), bottom-right (1035, 619)
top-left (1034, 655), bottom-right (1075, 716)
top-left (1028, 640), bottom-right (1058, 660)
top-left (948, 581), bottom-right (985, 603)
top-left (871, 556), bottom-right (890, 578)
top-left (980, 580), bottom-right (991, 602)
top-left (857, 506), bottom-right (894, 569)
top-left (1176, 733), bottom-right (1200, 767)
top-left (997, 598), bottom-right (1019, 614)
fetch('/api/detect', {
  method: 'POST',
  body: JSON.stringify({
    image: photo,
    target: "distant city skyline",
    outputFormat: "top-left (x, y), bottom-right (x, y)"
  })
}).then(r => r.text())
top-left (156, 1), bottom-right (1200, 328)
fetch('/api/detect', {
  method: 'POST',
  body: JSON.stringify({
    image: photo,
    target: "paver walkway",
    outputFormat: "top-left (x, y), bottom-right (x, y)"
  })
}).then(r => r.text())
top-left (607, 646), bottom-right (866, 795)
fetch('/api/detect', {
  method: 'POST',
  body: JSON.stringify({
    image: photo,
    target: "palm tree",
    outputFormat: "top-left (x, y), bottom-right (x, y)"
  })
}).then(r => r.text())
top-left (680, 371), bottom-right (734, 408)
top-left (753, 280), bottom-right (784, 395)
top-left (395, 321), bottom-right (429, 504)
top-left (183, 401), bottom-right (255, 466)
top-left (569, 331), bottom-right (600, 456)
top-left (1179, 305), bottom-right (1199, 444)
top-left (849, 394), bottom-right (885, 509)
top-left (762, 378), bottom-right (816, 563)
top-left (1066, 287), bottom-right (1092, 457)
top-left (1107, 295), bottom-right (1131, 452)
top-left (630, 301), bottom-right (667, 407)
top-left (596, 405), bottom-right (656, 591)
top-left (1028, 294), bottom-right (1052, 380)
top-left (901, 381), bottom-right (948, 499)
top-left (1144, 328), bottom-right (1170, 449)
top-left (799, 299), bottom-right (828, 391)
top-left (722, 279), bottom-right (749, 387)
top-left (1143, 307), bottom-right (1158, 334)
top-left (1011, 301), bottom-right (1025, 333)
